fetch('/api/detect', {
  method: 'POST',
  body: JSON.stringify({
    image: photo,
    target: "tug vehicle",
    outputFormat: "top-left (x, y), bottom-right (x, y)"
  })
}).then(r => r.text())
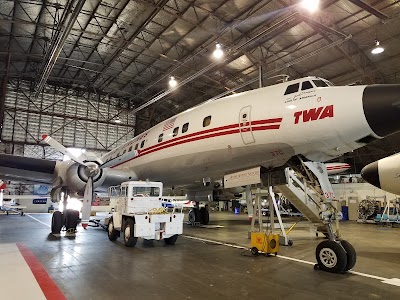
top-left (106, 181), bottom-right (184, 247)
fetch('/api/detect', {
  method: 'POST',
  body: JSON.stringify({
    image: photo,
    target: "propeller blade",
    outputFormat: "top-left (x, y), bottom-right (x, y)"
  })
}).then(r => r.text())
top-left (42, 134), bottom-right (86, 165)
top-left (81, 177), bottom-right (93, 229)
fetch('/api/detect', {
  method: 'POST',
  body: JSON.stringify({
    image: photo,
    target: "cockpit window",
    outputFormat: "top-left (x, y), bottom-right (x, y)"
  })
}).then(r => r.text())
top-left (301, 81), bottom-right (313, 90)
top-left (323, 80), bottom-right (334, 86)
top-left (313, 80), bottom-right (329, 87)
top-left (284, 83), bottom-right (299, 95)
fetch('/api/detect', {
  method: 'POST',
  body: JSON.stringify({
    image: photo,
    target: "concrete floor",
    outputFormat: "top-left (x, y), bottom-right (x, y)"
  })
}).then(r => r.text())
top-left (1, 211), bottom-right (399, 299)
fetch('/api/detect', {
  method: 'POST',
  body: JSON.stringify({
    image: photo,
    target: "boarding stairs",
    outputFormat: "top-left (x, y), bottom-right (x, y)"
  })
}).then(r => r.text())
top-left (275, 161), bottom-right (337, 225)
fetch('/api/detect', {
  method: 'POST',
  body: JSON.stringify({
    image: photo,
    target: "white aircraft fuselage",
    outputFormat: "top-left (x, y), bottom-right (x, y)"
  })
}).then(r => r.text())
top-left (99, 77), bottom-right (375, 187)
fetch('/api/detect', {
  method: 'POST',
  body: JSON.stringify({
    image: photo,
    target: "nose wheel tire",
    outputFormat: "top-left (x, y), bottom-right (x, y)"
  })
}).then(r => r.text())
top-left (315, 240), bottom-right (347, 273)
top-left (339, 240), bottom-right (357, 271)
top-left (107, 217), bottom-right (119, 241)
top-left (123, 218), bottom-right (138, 247)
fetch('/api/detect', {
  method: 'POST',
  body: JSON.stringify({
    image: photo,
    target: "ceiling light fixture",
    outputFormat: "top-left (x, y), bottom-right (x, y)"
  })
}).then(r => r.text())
top-left (300, 0), bottom-right (320, 13)
top-left (169, 76), bottom-right (177, 88)
top-left (371, 40), bottom-right (384, 54)
top-left (213, 43), bottom-right (224, 59)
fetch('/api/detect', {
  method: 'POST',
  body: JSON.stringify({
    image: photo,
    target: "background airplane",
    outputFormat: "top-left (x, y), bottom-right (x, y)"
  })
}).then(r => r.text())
top-left (361, 153), bottom-right (400, 195)
top-left (325, 162), bottom-right (351, 175)
top-left (161, 196), bottom-right (196, 209)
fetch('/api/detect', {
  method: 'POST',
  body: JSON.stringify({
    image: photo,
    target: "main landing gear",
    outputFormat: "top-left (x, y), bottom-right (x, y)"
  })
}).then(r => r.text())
top-left (51, 209), bottom-right (80, 234)
top-left (188, 207), bottom-right (209, 225)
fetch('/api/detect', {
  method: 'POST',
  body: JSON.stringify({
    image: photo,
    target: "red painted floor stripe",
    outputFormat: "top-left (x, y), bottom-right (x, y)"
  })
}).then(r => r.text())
top-left (16, 243), bottom-right (66, 300)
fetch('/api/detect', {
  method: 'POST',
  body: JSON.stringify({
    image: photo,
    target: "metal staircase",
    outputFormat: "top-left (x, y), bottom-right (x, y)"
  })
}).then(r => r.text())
top-left (275, 161), bottom-right (337, 225)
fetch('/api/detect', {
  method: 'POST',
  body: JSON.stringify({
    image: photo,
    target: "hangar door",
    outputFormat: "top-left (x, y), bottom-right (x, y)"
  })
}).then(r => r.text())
top-left (239, 106), bottom-right (255, 145)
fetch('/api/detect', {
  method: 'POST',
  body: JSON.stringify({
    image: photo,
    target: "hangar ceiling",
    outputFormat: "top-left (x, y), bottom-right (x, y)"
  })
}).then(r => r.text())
top-left (0, 0), bottom-right (400, 171)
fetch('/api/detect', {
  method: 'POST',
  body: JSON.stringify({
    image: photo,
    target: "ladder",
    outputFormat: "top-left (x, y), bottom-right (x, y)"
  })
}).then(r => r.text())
top-left (275, 161), bottom-right (340, 236)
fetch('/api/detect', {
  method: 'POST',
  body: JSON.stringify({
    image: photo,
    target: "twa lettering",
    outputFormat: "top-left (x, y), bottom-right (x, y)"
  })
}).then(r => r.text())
top-left (294, 105), bottom-right (334, 124)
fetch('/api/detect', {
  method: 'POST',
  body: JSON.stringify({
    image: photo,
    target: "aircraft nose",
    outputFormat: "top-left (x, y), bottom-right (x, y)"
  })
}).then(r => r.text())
top-left (362, 85), bottom-right (400, 137)
top-left (361, 161), bottom-right (381, 189)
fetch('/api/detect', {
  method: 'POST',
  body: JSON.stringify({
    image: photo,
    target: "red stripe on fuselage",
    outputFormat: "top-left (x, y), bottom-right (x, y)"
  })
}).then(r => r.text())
top-left (111, 118), bottom-right (282, 168)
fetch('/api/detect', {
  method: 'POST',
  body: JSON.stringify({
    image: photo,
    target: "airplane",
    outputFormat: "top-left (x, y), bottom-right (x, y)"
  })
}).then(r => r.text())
top-left (0, 180), bottom-right (51, 215)
top-left (1, 75), bottom-right (400, 272)
top-left (161, 196), bottom-right (196, 209)
top-left (0, 181), bottom-right (25, 215)
top-left (361, 153), bottom-right (400, 195)
top-left (325, 162), bottom-right (351, 175)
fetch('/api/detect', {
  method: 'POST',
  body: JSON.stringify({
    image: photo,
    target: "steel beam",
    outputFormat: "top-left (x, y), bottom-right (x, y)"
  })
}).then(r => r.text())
top-left (348, 0), bottom-right (389, 20)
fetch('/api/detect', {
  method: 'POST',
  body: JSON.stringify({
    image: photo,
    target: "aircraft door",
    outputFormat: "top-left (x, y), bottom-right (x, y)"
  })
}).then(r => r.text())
top-left (239, 106), bottom-right (255, 145)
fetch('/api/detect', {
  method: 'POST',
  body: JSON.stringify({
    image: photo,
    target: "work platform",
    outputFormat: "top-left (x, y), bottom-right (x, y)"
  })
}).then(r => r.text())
top-left (0, 212), bottom-right (399, 299)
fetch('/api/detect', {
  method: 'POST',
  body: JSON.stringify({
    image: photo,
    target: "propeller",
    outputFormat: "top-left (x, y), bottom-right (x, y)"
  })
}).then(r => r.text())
top-left (42, 134), bottom-right (86, 165)
top-left (81, 177), bottom-right (93, 229)
top-left (42, 134), bottom-right (99, 229)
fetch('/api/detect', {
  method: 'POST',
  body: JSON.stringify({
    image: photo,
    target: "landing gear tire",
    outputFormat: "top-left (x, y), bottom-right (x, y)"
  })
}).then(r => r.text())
top-left (123, 218), bottom-right (138, 247)
top-left (51, 211), bottom-right (64, 234)
top-left (189, 208), bottom-right (202, 224)
top-left (107, 217), bottom-right (119, 241)
top-left (251, 247), bottom-right (259, 256)
top-left (340, 240), bottom-right (357, 271)
top-left (315, 240), bottom-right (347, 273)
top-left (164, 234), bottom-right (178, 245)
top-left (200, 207), bottom-right (209, 225)
top-left (65, 209), bottom-right (79, 232)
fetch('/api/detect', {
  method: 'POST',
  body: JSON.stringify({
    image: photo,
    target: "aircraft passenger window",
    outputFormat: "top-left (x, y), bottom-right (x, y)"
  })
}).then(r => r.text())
top-left (173, 127), bottom-right (179, 137)
top-left (301, 81), bottom-right (313, 90)
top-left (128, 146), bottom-right (132, 152)
top-left (284, 83), bottom-right (299, 95)
top-left (134, 144), bottom-right (138, 150)
top-left (158, 133), bottom-right (163, 143)
top-left (123, 150), bottom-right (126, 155)
top-left (140, 140), bottom-right (145, 148)
top-left (203, 116), bottom-right (211, 127)
top-left (182, 123), bottom-right (189, 133)
top-left (312, 80), bottom-right (328, 87)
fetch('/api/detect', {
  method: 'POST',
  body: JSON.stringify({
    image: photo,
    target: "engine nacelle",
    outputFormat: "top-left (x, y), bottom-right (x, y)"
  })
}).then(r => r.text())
top-left (65, 162), bottom-right (105, 191)
top-left (53, 159), bottom-right (138, 196)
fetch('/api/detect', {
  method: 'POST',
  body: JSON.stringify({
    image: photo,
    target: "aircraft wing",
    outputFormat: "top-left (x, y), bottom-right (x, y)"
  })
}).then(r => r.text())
top-left (0, 154), bottom-right (56, 184)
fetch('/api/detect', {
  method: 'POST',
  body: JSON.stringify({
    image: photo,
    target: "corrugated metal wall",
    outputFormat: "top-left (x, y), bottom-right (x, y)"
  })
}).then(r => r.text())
top-left (1, 79), bottom-right (135, 158)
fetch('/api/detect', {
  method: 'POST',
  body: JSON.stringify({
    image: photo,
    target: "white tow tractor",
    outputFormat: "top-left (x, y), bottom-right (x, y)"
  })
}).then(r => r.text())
top-left (106, 181), bottom-right (184, 247)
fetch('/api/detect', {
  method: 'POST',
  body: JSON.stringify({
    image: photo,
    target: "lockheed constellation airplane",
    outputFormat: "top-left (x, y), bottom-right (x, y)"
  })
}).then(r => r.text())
top-left (1, 76), bottom-right (400, 273)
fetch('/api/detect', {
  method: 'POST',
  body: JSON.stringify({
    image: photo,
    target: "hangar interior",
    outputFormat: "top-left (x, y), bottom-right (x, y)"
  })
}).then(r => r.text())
top-left (1, 1), bottom-right (400, 299)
